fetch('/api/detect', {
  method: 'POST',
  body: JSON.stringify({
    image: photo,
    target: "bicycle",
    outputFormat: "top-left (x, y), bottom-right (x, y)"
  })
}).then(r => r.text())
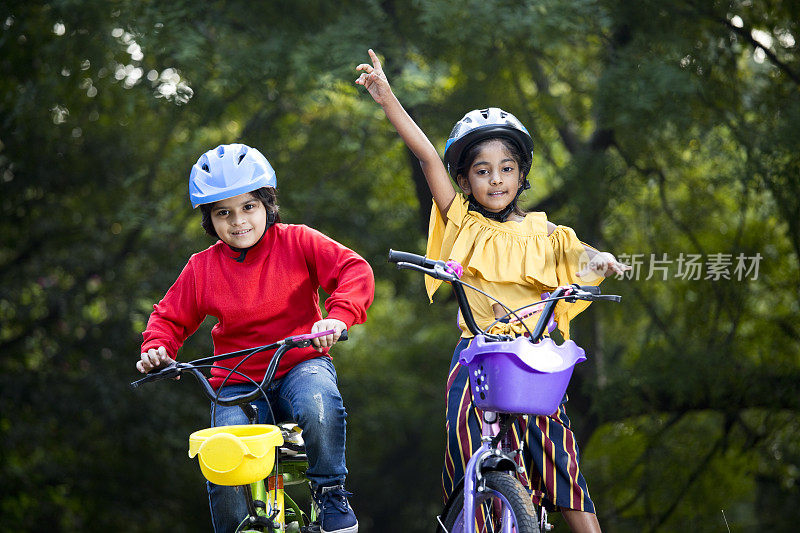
top-left (130, 328), bottom-right (348, 533)
top-left (387, 249), bottom-right (620, 533)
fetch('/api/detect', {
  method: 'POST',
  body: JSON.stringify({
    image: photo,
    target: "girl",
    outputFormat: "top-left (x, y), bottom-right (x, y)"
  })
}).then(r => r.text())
top-left (137, 143), bottom-right (372, 533)
top-left (356, 50), bottom-right (629, 533)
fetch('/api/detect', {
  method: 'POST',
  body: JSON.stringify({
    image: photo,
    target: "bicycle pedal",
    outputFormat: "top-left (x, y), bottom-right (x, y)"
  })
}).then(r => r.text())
top-left (300, 523), bottom-right (320, 533)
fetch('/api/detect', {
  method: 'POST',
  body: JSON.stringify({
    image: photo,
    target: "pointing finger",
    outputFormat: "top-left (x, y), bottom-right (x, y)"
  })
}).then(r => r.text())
top-left (368, 48), bottom-right (381, 69)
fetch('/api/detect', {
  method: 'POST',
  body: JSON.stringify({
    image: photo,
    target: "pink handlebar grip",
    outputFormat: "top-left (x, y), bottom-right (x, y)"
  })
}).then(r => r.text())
top-left (291, 329), bottom-right (337, 341)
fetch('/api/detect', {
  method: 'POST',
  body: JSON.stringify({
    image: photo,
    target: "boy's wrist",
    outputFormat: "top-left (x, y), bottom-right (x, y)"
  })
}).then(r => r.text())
top-left (325, 310), bottom-right (355, 330)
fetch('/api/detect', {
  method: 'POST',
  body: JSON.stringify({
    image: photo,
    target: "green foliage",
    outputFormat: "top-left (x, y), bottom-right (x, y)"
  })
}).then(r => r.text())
top-left (2, 0), bottom-right (799, 531)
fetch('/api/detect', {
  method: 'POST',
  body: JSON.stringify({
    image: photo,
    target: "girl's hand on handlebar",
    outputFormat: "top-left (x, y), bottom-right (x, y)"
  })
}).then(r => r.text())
top-left (355, 49), bottom-right (392, 106)
top-left (137, 346), bottom-right (175, 373)
top-left (310, 319), bottom-right (347, 352)
top-left (577, 251), bottom-right (631, 279)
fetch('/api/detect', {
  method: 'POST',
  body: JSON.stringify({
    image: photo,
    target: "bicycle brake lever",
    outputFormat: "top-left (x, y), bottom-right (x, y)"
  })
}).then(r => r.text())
top-left (287, 328), bottom-right (350, 350)
top-left (572, 284), bottom-right (601, 294)
top-left (130, 362), bottom-right (181, 389)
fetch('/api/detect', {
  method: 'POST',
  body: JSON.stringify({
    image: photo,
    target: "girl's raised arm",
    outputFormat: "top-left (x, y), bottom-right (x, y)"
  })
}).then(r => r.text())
top-left (356, 49), bottom-right (456, 216)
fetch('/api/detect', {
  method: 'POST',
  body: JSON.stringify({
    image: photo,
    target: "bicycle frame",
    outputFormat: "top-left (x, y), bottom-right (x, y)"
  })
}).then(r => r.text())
top-left (235, 421), bottom-right (316, 532)
top-left (242, 448), bottom-right (315, 532)
top-left (131, 329), bottom-right (346, 532)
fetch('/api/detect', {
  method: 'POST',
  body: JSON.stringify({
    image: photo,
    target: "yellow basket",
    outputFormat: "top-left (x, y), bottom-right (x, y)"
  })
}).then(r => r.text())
top-left (188, 424), bottom-right (284, 486)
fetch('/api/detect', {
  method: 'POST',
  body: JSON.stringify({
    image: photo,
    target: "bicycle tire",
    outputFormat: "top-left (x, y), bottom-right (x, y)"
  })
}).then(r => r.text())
top-left (443, 471), bottom-right (540, 533)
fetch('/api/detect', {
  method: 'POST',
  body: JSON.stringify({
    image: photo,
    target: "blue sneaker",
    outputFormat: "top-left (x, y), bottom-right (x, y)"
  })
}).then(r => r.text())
top-left (313, 485), bottom-right (358, 533)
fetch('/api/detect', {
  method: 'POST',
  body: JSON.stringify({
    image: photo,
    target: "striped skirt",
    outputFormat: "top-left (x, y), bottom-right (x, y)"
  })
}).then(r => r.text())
top-left (442, 337), bottom-right (595, 513)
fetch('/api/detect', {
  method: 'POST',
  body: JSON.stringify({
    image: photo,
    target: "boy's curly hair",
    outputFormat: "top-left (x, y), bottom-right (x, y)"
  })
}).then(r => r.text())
top-left (199, 187), bottom-right (280, 240)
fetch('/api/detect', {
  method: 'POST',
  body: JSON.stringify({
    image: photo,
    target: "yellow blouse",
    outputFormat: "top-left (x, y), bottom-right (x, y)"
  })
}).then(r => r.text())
top-left (425, 193), bottom-right (602, 339)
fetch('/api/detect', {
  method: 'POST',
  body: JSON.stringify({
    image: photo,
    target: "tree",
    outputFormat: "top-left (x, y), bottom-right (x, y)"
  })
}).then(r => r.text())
top-left (1, 1), bottom-right (798, 531)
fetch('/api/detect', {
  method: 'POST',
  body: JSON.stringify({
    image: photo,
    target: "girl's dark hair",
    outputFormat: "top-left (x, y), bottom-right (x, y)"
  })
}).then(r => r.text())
top-left (456, 137), bottom-right (528, 216)
top-left (200, 187), bottom-right (280, 239)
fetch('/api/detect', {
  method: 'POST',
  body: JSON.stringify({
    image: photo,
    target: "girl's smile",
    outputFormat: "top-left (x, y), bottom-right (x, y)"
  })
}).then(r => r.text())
top-left (458, 140), bottom-right (523, 213)
top-left (210, 192), bottom-right (268, 248)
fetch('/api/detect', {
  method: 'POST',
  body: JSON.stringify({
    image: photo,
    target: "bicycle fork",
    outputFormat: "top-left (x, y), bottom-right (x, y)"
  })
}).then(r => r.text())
top-left (463, 442), bottom-right (514, 533)
top-left (460, 412), bottom-right (520, 533)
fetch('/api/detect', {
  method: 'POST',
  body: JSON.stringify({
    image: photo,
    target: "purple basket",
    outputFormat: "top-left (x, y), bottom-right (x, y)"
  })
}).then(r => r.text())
top-left (459, 335), bottom-right (586, 415)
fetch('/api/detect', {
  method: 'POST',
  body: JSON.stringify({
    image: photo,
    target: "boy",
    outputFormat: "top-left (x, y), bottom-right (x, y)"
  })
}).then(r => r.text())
top-left (137, 143), bottom-right (373, 533)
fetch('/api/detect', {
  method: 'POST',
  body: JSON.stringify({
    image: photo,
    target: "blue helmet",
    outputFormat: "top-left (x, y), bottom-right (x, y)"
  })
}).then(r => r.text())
top-left (443, 108), bottom-right (534, 179)
top-left (189, 143), bottom-right (277, 208)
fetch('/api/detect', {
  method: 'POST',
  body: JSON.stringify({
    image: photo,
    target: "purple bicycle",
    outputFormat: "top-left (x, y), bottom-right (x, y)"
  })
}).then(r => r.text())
top-left (387, 250), bottom-right (621, 533)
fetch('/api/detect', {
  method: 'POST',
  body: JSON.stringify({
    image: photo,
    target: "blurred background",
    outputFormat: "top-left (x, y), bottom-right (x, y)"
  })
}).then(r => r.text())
top-left (2, 1), bottom-right (799, 531)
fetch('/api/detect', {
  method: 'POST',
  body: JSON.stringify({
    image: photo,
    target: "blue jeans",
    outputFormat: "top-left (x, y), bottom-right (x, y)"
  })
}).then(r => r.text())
top-left (207, 357), bottom-right (348, 533)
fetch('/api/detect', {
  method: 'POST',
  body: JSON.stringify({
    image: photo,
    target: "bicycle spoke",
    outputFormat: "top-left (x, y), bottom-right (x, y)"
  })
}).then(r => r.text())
top-left (444, 472), bottom-right (539, 533)
top-left (453, 489), bottom-right (519, 532)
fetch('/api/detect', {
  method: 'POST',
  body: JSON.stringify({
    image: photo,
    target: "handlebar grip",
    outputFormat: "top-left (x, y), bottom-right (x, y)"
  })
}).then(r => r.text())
top-left (575, 285), bottom-right (601, 294)
top-left (387, 249), bottom-right (436, 268)
top-left (338, 329), bottom-right (348, 341)
top-left (595, 294), bottom-right (622, 302)
top-left (130, 363), bottom-right (180, 389)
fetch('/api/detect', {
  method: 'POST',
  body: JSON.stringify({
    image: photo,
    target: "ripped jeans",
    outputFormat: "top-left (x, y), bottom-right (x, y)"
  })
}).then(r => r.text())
top-left (207, 356), bottom-right (348, 533)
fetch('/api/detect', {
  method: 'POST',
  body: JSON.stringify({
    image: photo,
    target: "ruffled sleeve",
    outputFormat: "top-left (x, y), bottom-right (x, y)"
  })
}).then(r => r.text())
top-left (425, 194), bottom-right (560, 300)
top-left (424, 193), bottom-right (603, 340)
top-left (425, 195), bottom-right (468, 299)
top-left (548, 225), bottom-right (603, 339)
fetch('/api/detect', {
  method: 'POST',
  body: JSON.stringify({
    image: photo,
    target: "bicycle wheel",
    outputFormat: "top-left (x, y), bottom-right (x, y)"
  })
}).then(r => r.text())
top-left (444, 472), bottom-right (540, 533)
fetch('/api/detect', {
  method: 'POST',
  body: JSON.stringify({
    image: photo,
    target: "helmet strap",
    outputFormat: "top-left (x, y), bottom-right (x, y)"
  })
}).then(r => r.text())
top-left (226, 213), bottom-right (276, 263)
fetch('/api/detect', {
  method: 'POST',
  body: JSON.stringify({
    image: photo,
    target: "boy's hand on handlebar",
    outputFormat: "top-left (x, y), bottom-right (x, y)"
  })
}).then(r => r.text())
top-left (355, 49), bottom-right (392, 106)
top-left (577, 252), bottom-right (631, 279)
top-left (310, 319), bottom-right (347, 352)
top-left (137, 346), bottom-right (175, 373)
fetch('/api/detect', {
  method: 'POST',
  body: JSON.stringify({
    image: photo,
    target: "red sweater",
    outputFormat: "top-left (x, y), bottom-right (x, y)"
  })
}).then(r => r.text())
top-left (141, 223), bottom-right (374, 388)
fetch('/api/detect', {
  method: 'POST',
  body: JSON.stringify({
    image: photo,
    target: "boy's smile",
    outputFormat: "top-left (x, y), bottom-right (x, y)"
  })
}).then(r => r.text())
top-left (459, 140), bottom-right (522, 213)
top-left (210, 192), bottom-right (268, 248)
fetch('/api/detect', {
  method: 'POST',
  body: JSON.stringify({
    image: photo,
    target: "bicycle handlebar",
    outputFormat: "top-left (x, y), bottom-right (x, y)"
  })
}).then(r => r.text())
top-left (389, 252), bottom-right (489, 338)
top-left (130, 329), bottom-right (348, 406)
top-left (387, 249), bottom-right (438, 269)
top-left (388, 249), bottom-right (620, 341)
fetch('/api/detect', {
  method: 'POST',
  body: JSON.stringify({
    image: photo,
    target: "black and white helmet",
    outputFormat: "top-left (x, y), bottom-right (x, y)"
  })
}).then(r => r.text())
top-left (443, 108), bottom-right (534, 179)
